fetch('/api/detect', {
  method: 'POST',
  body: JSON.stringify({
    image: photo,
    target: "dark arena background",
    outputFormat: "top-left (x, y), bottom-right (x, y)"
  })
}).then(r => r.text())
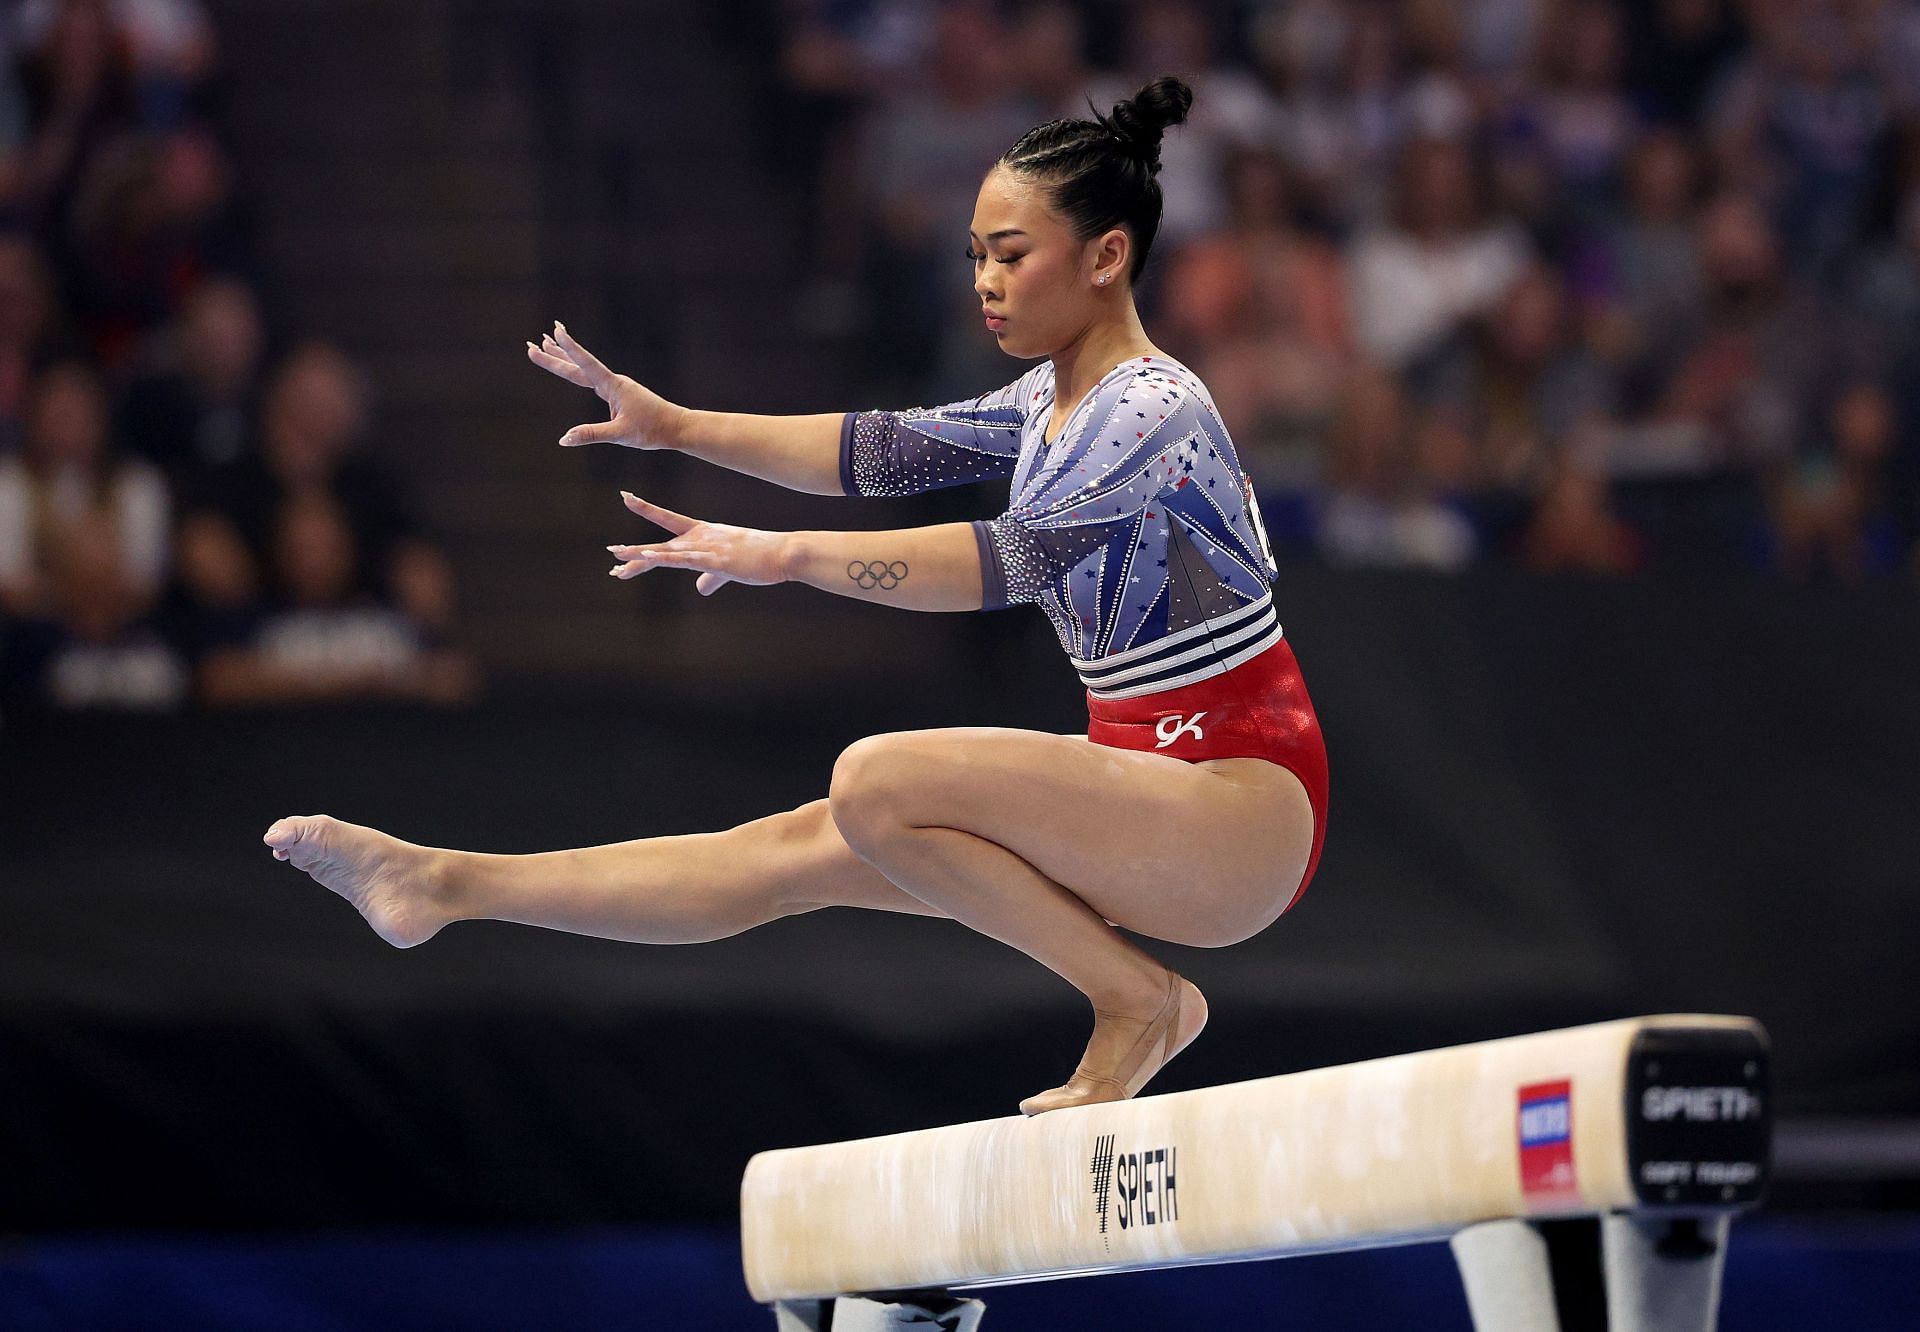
top-left (3, 1), bottom-right (1918, 1327)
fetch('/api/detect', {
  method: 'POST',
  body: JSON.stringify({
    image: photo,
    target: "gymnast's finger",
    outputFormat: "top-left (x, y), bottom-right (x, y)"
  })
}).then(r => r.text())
top-left (609, 549), bottom-right (712, 579)
top-left (633, 546), bottom-right (714, 567)
top-left (560, 417), bottom-right (625, 447)
top-left (606, 541), bottom-right (678, 562)
top-left (606, 547), bottom-right (677, 578)
top-left (526, 341), bottom-right (593, 388)
top-left (539, 332), bottom-right (584, 373)
top-left (620, 490), bottom-right (698, 534)
top-left (551, 321), bottom-right (614, 384)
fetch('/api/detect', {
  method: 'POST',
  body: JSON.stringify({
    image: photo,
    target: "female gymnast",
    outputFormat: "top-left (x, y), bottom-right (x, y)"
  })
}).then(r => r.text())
top-left (264, 76), bottom-right (1329, 1117)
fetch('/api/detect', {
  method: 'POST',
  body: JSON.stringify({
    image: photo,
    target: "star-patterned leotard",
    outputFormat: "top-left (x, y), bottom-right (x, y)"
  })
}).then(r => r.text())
top-left (840, 354), bottom-right (1330, 907)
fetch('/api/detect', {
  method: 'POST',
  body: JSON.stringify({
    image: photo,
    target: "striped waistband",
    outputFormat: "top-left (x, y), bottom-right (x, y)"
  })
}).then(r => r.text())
top-left (1072, 596), bottom-right (1283, 700)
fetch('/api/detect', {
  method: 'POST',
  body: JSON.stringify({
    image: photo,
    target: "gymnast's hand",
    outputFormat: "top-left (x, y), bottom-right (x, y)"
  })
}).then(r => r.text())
top-left (526, 320), bottom-right (687, 451)
top-left (606, 491), bottom-right (788, 596)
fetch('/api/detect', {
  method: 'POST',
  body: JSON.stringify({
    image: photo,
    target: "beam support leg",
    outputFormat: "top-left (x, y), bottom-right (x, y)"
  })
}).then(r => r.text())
top-left (772, 1294), bottom-right (987, 1331)
top-left (773, 1299), bottom-right (829, 1331)
top-left (1451, 1218), bottom-right (1564, 1332)
top-left (1600, 1213), bottom-right (1730, 1332)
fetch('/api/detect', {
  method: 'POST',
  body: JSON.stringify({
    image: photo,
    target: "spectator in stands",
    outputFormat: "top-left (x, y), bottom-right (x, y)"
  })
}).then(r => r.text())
top-left (1503, 0), bottom-right (1637, 229)
top-left (1593, 190), bottom-right (1841, 568)
top-left (1420, 262), bottom-right (1617, 497)
top-left (855, 2), bottom-right (1033, 396)
top-left (1087, 2), bottom-right (1273, 254)
top-left (1164, 148), bottom-right (1348, 355)
top-left (1849, 185), bottom-right (1920, 557)
top-left (1347, 136), bottom-right (1531, 379)
top-left (1517, 453), bottom-right (1645, 575)
top-left (1706, 4), bottom-right (1888, 275)
top-left (0, 504), bottom-right (187, 711)
top-left (1393, 0), bottom-right (1480, 145)
top-left (1652, 192), bottom-right (1829, 473)
top-left (116, 272), bottom-right (262, 486)
top-left (1272, 3), bottom-right (1410, 229)
top-left (15, 0), bottom-right (217, 129)
top-left (197, 489), bottom-right (475, 706)
top-left (1482, 0), bottom-right (1635, 245)
top-left (775, 0), bottom-right (942, 339)
top-left (1622, 0), bottom-right (1745, 125)
top-left (1167, 148), bottom-right (1348, 517)
top-left (1848, 176), bottom-right (1920, 369)
top-left (64, 120), bottom-right (251, 368)
top-left (180, 341), bottom-right (457, 640)
top-left (1767, 381), bottom-right (1899, 583)
top-left (1585, 127), bottom-right (1704, 395)
top-left (1316, 365), bottom-right (1477, 571)
top-left (0, 358), bottom-right (169, 618)
top-left (0, 232), bottom-right (69, 452)
top-left (1, 22), bottom-right (27, 212)
top-left (1012, 2), bottom-right (1094, 121)
top-left (1863, 0), bottom-right (1920, 119)
top-left (1452, 0), bottom-right (1549, 95)
top-left (12, 0), bottom-right (138, 249)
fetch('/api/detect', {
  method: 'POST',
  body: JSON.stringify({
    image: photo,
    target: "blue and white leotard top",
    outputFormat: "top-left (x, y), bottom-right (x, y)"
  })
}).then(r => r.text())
top-left (839, 355), bottom-right (1282, 701)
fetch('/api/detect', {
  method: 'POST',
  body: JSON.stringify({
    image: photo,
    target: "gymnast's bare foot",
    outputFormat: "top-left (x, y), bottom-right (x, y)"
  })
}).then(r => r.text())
top-left (1019, 971), bottom-right (1209, 1116)
top-left (263, 815), bottom-right (454, 948)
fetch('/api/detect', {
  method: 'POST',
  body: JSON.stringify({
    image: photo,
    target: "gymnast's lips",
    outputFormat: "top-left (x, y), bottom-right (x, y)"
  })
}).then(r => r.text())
top-left (984, 310), bottom-right (1007, 330)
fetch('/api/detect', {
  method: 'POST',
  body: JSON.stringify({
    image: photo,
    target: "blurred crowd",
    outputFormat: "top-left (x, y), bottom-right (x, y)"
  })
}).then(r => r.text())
top-left (773, 0), bottom-right (1920, 582)
top-left (6, 0), bottom-right (1913, 723)
top-left (0, 0), bottom-right (471, 717)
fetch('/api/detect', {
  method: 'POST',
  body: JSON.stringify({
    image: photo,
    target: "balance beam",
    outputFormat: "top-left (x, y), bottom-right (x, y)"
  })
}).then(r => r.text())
top-left (741, 1014), bottom-right (1769, 1331)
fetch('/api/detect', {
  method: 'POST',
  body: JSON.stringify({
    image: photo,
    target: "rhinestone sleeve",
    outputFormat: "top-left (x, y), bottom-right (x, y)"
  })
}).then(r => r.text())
top-left (839, 408), bottom-right (1025, 497)
top-left (972, 516), bottom-right (1047, 610)
top-left (836, 372), bottom-right (1034, 498)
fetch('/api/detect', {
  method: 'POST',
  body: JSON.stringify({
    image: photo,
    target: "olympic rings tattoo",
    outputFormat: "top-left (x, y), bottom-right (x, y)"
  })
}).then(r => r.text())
top-left (847, 559), bottom-right (909, 590)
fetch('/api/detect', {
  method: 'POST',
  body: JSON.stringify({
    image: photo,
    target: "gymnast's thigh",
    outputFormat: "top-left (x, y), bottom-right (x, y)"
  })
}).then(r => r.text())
top-left (828, 727), bottom-right (1314, 947)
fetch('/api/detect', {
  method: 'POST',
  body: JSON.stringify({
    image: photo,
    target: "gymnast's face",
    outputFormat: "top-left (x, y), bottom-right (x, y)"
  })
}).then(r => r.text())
top-left (969, 165), bottom-right (1129, 360)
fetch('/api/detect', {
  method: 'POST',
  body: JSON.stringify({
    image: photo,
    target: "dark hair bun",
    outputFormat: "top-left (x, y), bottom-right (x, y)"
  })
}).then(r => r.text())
top-left (1105, 76), bottom-right (1193, 175)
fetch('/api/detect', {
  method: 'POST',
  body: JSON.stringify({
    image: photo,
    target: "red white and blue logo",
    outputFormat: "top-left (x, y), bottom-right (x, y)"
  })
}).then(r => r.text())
top-left (1517, 1079), bottom-right (1581, 1207)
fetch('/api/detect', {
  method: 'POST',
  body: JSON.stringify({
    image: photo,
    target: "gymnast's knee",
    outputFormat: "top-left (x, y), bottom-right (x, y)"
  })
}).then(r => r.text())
top-left (828, 734), bottom-right (921, 852)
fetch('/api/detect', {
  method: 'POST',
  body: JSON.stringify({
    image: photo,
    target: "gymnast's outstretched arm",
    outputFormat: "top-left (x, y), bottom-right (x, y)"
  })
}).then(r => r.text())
top-left (528, 320), bottom-right (1032, 500)
top-left (606, 491), bottom-right (985, 611)
top-left (527, 320), bottom-right (847, 495)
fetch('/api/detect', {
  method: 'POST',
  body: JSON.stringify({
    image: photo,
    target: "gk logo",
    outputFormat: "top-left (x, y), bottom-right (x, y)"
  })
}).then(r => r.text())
top-left (1153, 711), bottom-right (1207, 748)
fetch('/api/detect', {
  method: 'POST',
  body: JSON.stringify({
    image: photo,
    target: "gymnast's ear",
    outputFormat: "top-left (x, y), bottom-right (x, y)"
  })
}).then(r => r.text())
top-left (1087, 226), bottom-right (1132, 287)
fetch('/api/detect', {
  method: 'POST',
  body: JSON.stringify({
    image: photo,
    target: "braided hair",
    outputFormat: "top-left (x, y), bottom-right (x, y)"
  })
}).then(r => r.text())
top-left (996, 76), bottom-right (1194, 284)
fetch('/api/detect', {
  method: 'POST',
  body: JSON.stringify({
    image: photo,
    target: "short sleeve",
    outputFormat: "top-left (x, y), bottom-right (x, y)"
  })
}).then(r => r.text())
top-left (972, 374), bottom-right (1210, 612)
top-left (839, 368), bottom-right (1038, 498)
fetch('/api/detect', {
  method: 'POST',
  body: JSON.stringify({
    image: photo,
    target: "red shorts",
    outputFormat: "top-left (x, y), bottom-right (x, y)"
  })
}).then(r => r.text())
top-left (1083, 635), bottom-right (1329, 913)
